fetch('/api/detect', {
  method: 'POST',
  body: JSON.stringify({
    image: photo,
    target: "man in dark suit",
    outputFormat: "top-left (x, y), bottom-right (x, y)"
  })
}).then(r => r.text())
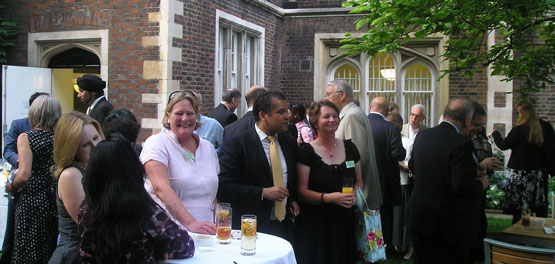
top-left (0, 92), bottom-right (47, 264)
top-left (223, 85), bottom-right (266, 140)
top-left (77, 74), bottom-right (113, 126)
top-left (407, 99), bottom-right (489, 264)
top-left (217, 90), bottom-right (299, 241)
top-left (367, 97), bottom-right (406, 250)
top-left (208, 88), bottom-right (241, 127)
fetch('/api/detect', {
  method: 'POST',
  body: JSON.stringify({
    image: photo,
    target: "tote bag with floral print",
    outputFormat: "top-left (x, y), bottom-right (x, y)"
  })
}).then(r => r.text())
top-left (354, 187), bottom-right (386, 262)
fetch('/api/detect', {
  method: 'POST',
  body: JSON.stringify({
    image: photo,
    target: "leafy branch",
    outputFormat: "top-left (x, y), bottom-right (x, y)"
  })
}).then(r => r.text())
top-left (0, 4), bottom-right (18, 64)
top-left (341, 0), bottom-right (555, 101)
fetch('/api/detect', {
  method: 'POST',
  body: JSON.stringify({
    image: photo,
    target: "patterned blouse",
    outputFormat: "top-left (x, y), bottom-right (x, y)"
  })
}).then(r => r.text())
top-left (78, 202), bottom-right (195, 263)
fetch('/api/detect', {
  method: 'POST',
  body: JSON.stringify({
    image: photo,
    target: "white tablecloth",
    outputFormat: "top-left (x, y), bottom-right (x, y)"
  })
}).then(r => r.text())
top-left (166, 232), bottom-right (297, 264)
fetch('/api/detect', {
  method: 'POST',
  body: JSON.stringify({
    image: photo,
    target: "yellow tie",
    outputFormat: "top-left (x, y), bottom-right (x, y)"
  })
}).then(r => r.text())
top-left (268, 135), bottom-right (286, 221)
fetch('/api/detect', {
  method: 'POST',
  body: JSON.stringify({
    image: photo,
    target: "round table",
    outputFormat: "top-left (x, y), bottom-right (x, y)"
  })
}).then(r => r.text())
top-left (166, 232), bottom-right (297, 264)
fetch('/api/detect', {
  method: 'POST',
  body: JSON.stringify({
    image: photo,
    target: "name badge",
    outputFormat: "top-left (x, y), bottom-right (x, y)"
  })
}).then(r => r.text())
top-left (346, 160), bottom-right (355, 168)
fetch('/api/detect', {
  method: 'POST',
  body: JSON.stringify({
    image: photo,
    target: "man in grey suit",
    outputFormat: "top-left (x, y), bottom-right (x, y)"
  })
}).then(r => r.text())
top-left (325, 80), bottom-right (382, 209)
top-left (401, 104), bottom-right (427, 140)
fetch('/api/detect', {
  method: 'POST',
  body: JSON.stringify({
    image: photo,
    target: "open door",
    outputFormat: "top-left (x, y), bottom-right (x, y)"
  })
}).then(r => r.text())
top-left (1, 65), bottom-right (75, 152)
top-left (2, 65), bottom-right (52, 151)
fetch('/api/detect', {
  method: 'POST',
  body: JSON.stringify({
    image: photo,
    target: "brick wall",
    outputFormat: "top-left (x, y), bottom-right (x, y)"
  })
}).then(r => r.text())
top-left (280, 15), bottom-right (358, 105)
top-left (296, 0), bottom-right (343, 8)
top-left (176, 1), bottom-right (284, 109)
top-left (1, 0), bottom-right (161, 142)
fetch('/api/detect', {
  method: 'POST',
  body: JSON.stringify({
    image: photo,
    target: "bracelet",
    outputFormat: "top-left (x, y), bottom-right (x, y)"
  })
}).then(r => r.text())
top-left (320, 192), bottom-right (325, 204)
top-left (10, 182), bottom-right (16, 191)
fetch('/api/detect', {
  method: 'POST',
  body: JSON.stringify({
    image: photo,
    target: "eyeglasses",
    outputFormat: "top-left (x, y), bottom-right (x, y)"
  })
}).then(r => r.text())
top-left (325, 91), bottom-right (343, 98)
top-left (410, 113), bottom-right (425, 119)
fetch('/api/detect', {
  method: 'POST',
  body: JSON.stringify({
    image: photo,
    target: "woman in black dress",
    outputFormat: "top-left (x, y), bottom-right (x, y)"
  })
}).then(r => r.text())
top-left (295, 100), bottom-right (363, 264)
top-left (5, 95), bottom-right (62, 264)
top-left (491, 102), bottom-right (547, 223)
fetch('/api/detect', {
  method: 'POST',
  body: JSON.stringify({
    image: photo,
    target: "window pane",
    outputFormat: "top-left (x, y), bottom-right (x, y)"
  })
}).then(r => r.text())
top-left (245, 37), bottom-right (252, 92)
top-left (403, 63), bottom-right (433, 127)
top-left (217, 28), bottom-right (223, 92)
top-left (231, 32), bottom-right (238, 89)
top-left (368, 53), bottom-right (396, 105)
top-left (334, 64), bottom-right (360, 101)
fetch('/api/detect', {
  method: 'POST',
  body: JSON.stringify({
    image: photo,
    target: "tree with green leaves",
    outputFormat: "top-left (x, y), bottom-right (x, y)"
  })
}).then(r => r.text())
top-left (341, 0), bottom-right (555, 100)
top-left (0, 4), bottom-right (17, 64)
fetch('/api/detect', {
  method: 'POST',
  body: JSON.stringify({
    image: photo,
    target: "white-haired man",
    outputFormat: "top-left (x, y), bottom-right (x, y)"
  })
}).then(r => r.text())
top-left (401, 104), bottom-right (427, 140)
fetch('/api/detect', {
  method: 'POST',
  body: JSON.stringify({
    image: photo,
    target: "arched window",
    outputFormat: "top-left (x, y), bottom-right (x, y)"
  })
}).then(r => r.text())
top-left (327, 52), bottom-right (435, 125)
top-left (367, 53), bottom-right (396, 104)
top-left (334, 63), bottom-right (360, 101)
top-left (403, 63), bottom-right (434, 127)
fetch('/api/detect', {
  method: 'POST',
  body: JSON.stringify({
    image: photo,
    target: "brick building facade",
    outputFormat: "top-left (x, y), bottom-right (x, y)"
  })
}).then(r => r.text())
top-left (1, 0), bottom-right (553, 143)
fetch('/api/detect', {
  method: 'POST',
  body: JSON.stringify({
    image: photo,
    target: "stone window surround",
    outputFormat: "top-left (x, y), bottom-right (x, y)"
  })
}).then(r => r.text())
top-left (214, 9), bottom-right (265, 114)
top-left (315, 33), bottom-right (448, 124)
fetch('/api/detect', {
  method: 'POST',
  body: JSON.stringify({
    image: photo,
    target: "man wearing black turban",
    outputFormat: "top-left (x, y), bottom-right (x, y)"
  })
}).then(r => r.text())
top-left (77, 74), bottom-right (113, 126)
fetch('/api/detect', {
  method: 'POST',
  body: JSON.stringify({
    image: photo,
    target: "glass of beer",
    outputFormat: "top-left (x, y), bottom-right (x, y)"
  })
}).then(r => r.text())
top-left (342, 177), bottom-right (354, 194)
top-left (241, 215), bottom-right (257, 256)
top-left (216, 203), bottom-right (232, 244)
top-left (522, 207), bottom-right (531, 228)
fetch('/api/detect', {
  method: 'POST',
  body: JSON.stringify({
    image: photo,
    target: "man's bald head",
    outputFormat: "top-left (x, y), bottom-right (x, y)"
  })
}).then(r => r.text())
top-left (369, 97), bottom-right (390, 116)
top-left (443, 98), bottom-right (474, 135)
top-left (245, 85), bottom-right (268, 107)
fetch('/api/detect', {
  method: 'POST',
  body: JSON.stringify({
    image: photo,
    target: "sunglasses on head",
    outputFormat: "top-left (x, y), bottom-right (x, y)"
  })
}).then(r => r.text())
top-left (168, 90), bottom-right (195, 102)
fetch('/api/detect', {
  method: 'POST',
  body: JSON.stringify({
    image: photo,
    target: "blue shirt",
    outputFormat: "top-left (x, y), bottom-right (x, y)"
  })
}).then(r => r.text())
top-left (3, 118), bottom-right (32, 168)
top-left (195, 115), bottom-right (224, 152)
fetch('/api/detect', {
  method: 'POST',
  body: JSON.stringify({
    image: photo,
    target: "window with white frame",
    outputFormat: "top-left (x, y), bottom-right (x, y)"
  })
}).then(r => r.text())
top-left (215, 10), bottom-right (264, 114)
top-left (331, 52), bottom-right (435, 127)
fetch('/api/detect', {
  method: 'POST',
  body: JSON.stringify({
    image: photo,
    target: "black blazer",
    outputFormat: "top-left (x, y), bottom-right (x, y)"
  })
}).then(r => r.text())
top-left (223, 111), bottom-right (255, 140)
top-left (368, 113), bottom-right (406, 206)
top-left (217, 126), bottom-right (298, 234)
top-left (492, 124), bottom-right (546, 170)
top-left (207, 103), bottom-right (238, 127)
top-left (89, 97), bottom-right (114, 126)
top-left (407, 122), bottom-right (482, 247)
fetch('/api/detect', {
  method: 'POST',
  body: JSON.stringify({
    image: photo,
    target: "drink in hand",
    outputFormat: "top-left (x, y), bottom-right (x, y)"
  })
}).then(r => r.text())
top-left (342, 187), bottom-right (353, 194)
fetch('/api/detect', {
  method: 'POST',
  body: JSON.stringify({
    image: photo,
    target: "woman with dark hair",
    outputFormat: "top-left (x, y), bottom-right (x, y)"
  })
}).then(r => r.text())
top-left (102, 109), bottom-right (142, 155)
top-left (79, 135), bottom-right (194, 263)
top-left (5, 95), bottom-right (61, 264)
top-left (289, 103), bottom-right (315, 144)
top-left (491, 101), bottom-right (547, 223)
top-left (295, 100), bottom-right (362, 264)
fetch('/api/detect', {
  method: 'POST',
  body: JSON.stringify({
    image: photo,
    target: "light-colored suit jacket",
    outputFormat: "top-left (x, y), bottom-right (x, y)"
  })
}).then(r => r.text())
top-left (401, 123), bottom-right (428, 139)
top-left (336, 102), bottom-right (382, 209)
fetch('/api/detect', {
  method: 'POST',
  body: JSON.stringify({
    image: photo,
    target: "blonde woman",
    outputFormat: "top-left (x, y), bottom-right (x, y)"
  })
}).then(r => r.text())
top-left (49, 112), bottom-right (103, 264)
top-left (141, 91), bottom-right (218, 234)
top-left (5, 95), bottom-right (61, 264)
top-left (491, 102), bottom-right (546, 223)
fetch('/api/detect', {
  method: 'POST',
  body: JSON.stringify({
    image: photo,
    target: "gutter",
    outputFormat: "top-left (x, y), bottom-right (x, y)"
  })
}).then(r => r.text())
top-left (243, 0), bottom-right (355, 18)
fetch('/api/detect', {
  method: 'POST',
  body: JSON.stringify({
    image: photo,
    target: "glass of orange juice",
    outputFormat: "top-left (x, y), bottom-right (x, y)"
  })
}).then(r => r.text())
top-left (342, 177), bottom-right (354, 194)
top-left (241, 215), bottom-right (257, 256)
top-left (216, 203), bottom-right (231, 244)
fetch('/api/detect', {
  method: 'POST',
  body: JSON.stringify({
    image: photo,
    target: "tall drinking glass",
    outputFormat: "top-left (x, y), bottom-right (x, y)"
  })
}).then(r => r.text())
top-left (342, 177), bottom-right (354, 194)
top-left (216, 203), bottom-right (232, 244)
top-left (241, 215), bottom-right (257, 256)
